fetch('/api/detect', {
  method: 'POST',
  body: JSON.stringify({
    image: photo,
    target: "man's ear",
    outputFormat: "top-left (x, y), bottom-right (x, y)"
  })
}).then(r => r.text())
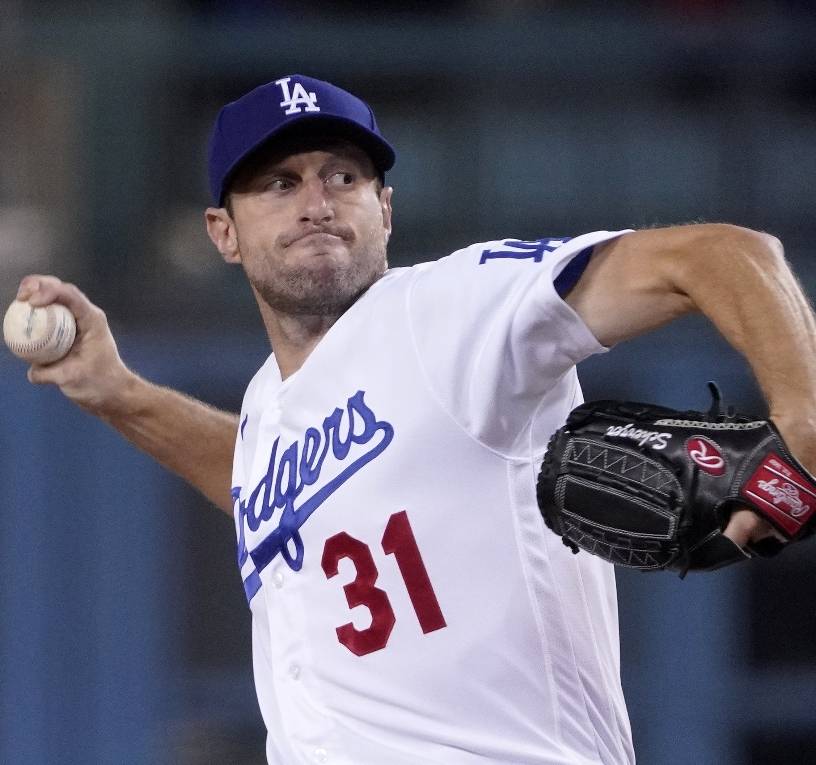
top-left (380, 186), bottom-right (393, 245)
top-left (205, 207), bottom-right (241, 264)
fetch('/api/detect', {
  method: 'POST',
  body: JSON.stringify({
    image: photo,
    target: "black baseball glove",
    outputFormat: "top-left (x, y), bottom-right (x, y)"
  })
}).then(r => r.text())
top-left (536, 385), bottom-right (816, 575)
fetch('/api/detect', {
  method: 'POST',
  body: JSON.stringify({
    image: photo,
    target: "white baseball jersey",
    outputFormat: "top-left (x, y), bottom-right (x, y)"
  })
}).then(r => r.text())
top-left (231, 230), bottom-right (636, 765)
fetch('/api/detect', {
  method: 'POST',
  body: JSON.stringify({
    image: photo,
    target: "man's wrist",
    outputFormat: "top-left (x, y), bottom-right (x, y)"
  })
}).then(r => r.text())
top-left (96, 368), bottom-right (151, 422)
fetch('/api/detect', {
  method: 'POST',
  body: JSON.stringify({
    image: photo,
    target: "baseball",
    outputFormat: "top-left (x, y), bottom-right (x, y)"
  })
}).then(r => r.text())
top-left (3, 299), bottom-right (77, 364)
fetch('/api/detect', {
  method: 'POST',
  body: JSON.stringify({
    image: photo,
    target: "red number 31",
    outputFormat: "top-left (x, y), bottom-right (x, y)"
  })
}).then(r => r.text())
top-left (321, 510), bottom-right (447, 656)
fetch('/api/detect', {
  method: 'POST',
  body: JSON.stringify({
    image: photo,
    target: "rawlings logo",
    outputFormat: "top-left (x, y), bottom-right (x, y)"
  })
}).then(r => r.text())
top-left (756, 478), bottom-right (810, 517)
top-left (741, 453), bottom-right (816, 536)
top-left (605, 423), bottom-right (671, 450)
top-left (233, 390), bottom-right (394, 597)
top-left (686, 436), bottom-right (726, 476)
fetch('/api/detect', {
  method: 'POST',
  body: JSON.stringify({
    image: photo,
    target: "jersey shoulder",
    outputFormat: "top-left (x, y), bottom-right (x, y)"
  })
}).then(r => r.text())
top-left (403, 231), bottom-right (629, 306)
top-left (410, 231), bottom-right (630, 281)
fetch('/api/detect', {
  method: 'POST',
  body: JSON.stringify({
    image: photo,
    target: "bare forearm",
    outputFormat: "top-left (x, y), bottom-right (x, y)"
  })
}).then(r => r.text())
top-left (673, 228), bottom-right (816, 474)
top-left (652, 227), bottom-right (816, 546)
top-left (572, 223), bottom-right (816, 465)
top-left (675, 227), bottom-right (816, 418)
top-left (103, 372), bottom-right (238, 514)
top-left (568, 224), bottom-right (816, 547)
top-left (16, 275), bottom-right (241, 515)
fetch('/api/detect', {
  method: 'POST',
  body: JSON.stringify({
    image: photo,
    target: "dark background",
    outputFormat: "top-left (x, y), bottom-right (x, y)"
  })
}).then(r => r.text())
top-left (2, 2), bottom-right (816, 763)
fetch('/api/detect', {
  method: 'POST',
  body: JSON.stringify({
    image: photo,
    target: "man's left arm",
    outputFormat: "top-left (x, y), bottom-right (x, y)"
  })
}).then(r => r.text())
top-left (564, 223), bottom-right (816, 545)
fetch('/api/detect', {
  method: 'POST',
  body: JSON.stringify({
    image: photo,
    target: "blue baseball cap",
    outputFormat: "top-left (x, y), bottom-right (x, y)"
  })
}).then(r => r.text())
top-left (208, 74), bottom-right (396, 206)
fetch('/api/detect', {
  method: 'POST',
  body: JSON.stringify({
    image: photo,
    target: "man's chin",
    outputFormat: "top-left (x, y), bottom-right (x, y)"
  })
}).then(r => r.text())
top-left (252, 247), bottom-right (386, 316)
top-left (287, 249), bottom-right (355, 281)
top-left (258, 276), bottom-right (371, 317)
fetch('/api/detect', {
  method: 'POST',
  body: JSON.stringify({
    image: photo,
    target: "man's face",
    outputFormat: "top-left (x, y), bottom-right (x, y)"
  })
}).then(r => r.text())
top-left (215, 140), bottom-right (392, 317)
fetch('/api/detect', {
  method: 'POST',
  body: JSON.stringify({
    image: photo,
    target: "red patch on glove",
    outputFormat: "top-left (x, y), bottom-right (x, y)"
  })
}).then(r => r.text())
top-left (741, 453), bottom-right (816, 536)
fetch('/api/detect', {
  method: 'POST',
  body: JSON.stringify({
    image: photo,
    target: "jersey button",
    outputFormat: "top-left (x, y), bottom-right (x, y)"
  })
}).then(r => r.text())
top-left (312, 747), bottom-right (328, 763)
top-left (288, 663), bottom-right (300, 680)
top-left (272, 571), bottom-right (285, 589)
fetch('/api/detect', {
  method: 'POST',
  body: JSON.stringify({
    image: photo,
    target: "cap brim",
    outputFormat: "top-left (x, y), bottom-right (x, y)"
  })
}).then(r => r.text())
top-left (219, 114), bottom-right (395, 205)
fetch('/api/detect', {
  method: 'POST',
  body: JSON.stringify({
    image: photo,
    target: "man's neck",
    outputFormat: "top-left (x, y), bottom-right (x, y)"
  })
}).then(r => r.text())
top-left (268, 313), bottom-right (339, 380)
top-left (253, 296), bottom-right (339, 380)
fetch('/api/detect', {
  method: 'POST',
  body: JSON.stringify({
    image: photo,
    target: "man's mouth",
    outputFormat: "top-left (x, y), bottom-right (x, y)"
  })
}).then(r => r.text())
top-left (284, 228), bottom-right (352, 247)
top-left (295, 232), bottom-right (343, 245)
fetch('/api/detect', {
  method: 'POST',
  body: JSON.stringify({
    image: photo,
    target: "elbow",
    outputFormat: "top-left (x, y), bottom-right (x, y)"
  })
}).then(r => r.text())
top-left (709, 223), bottom-right (785, 265)
top-left (668, 224), bottom-right (786, 299)
top-left (679, 224), bottom-right (785, 277)
top-left (741, 226), bottom-right (784, 265)
top-left (759, 231), bottom-right (785, 263)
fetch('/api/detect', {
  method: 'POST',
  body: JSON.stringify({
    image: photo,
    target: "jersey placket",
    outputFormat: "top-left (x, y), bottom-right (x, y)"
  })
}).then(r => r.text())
top-left (261, 394), bottom-right (353, 765)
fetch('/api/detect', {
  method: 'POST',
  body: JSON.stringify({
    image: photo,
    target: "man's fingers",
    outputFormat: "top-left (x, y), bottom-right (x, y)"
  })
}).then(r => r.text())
top-left (17, 274), bottom-right (61, 303)
top-left (16, 274), bottom-right (101, 330)
top-left (28, 363), bottom-right (59, 386)
top-left (723, 508), bottom-right (786, 548)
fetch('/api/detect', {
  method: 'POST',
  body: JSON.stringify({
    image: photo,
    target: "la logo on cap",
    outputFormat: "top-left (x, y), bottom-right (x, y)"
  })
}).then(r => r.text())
top-left (275, 77), bottom-right (321, 115)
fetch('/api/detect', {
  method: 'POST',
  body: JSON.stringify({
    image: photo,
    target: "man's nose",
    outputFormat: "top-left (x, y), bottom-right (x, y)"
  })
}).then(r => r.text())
top-left (298, 178), bottom-right (333, 224)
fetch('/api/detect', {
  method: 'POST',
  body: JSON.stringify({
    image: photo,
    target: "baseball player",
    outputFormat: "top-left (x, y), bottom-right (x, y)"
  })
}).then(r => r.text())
top-left (17, 74), bottom-right (816, 764)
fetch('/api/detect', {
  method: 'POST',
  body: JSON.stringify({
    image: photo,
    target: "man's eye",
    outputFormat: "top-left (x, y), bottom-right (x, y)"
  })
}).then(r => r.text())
top-left (266, 178), bottom-right (293, 192)
top-left (327, 172), bottom-right (354, 187)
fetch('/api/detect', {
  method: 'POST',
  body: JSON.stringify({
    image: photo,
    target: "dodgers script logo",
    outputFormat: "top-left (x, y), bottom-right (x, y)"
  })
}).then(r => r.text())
top-left (275, 76), bottom-right (321, 115)
top-left (233, 390), bottom-right (394, 601)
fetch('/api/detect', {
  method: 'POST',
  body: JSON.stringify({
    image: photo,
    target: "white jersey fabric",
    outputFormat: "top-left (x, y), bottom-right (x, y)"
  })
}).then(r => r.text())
top-left (231, 231), bottom-right (635, 765)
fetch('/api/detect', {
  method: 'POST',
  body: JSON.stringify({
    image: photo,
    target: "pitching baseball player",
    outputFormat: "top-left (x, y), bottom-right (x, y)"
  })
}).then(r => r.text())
top-left (17, 75), bottom-right (816, 764)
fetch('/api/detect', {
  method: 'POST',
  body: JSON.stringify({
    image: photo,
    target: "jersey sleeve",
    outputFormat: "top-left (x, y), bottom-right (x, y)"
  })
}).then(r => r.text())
top-left (407, 231), bottom-right (630, 456)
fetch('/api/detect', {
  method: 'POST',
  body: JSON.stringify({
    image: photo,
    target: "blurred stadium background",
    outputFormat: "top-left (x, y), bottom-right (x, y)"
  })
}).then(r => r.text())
top-left (2, 1), bottom-right (815, 763)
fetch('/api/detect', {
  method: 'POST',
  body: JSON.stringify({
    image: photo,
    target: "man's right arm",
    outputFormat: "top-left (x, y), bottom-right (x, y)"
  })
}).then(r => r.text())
top-left (17, 275), bottom-right (238, 515)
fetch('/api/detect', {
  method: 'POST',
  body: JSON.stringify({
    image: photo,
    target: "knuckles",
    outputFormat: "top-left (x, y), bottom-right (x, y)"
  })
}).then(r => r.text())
top-left (90, 305), bottom-right (107, 322)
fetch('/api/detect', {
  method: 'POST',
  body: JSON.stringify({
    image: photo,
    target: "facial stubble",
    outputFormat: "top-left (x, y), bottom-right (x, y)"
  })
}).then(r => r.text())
top-left (241, 236), bottom-right (388, 317)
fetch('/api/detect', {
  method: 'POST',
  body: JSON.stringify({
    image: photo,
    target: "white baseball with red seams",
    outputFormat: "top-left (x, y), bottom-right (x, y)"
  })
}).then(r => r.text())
top-left (3, 299), bottom-right (77, 364)
top-left (232, 231), bottom-right (635, 764)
